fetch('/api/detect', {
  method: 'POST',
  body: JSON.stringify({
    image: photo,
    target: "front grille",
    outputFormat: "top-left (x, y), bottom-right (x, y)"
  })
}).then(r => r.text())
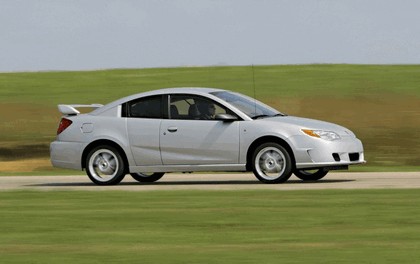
top-left (332, 153), bottom-right (341, 161)
top-left (349, 153), bottom-right (360, 161)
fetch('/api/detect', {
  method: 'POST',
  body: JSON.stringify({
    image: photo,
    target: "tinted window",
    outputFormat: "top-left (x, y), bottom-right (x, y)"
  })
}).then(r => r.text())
top-left (128, 95), bottom-right (162, 118)
top-left (169, 94), bottom-right (234, 120)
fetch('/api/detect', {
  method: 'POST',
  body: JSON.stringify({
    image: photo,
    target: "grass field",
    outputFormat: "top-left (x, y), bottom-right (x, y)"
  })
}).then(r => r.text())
top-left (1, 189), bottom-right (420, 263)
top-left (1, 64), bottom-right (420, 173)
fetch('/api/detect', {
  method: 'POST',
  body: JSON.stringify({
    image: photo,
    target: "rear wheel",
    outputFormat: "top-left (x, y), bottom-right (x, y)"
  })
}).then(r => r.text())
top-left (294, 169), bottom-right (328, 181)
top-left (86, 145), bottom-right (126, 185)
top-left (252, 143), bottom-right (293, 183)
top-left (130, 172), bottom-right (165, 183)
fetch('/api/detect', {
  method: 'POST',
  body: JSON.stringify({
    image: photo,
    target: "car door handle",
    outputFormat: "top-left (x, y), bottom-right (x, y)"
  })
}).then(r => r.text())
top-left (167, 127), bottom-right (178, 132)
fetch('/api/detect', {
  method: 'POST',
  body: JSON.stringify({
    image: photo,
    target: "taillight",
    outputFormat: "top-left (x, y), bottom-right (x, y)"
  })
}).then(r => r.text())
top-left (57, 118), bottom-right (73, 135)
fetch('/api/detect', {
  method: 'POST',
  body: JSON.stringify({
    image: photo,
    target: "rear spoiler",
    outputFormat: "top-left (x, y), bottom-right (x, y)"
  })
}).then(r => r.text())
top-left (58, 104), bottom-right (103, 115)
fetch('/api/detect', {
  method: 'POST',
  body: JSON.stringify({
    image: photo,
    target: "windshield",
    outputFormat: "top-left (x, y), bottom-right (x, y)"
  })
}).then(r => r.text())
top-left (210, 91), bottom-right (284, 119)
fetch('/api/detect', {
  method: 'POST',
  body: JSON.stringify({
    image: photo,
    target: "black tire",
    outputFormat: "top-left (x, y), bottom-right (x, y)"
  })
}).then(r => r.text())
top-left (294, 169), bottom-right (328, 181)
top-left (252, 142), bottom-right (293, 184)
top-left (130, 172), bottom-right (165, 183)
top-left (86, 145), bottom-right (126, 185)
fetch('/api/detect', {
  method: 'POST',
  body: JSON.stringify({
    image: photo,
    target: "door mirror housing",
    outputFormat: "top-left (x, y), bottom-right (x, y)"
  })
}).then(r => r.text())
top-left (215, 113), bottom-right (238, 122)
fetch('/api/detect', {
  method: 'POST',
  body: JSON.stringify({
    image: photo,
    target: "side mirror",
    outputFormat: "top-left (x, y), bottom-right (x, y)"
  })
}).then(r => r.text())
top-left (215, 113), bottom-right (238, 122)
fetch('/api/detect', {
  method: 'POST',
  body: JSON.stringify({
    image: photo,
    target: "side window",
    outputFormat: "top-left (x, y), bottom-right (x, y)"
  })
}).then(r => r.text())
top-left (128, 95), bottom-right (162, 119)
top-left (169, 94), bottom-right (234, 120)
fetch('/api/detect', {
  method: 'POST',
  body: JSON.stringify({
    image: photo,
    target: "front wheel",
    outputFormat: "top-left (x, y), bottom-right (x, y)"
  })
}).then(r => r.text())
top-left (86, 145), bottom-right (126, 185)
top-left (294, 169), bottom-right (328, 181)
top-left (131, 172), bottom-right (165, 183)
top-left (252, 143), bottom-right (293, 184)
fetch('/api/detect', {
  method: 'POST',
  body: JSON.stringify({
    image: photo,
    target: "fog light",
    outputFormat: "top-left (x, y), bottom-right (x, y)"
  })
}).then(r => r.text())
top-left (332, 153), bottom-right (340, 161)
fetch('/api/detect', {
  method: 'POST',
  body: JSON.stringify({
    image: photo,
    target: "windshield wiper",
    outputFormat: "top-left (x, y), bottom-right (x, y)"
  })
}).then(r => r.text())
top-left (252, 113), bottom-right (286, 119)
top-left (252, 114), bottom-right (270, 119)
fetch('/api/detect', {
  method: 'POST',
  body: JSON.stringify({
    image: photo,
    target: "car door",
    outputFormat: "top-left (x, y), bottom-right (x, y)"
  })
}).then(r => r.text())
top-left (125, 95), bottom-right (164, 166)
top-left (160, 94), bottom-right (240, 165)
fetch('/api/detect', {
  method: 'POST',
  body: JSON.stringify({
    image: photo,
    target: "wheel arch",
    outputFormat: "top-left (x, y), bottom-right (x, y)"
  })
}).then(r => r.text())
top-left (246, 136), bottom-right (296, 171)
top-left (81, 139), bottom-right (129, 173)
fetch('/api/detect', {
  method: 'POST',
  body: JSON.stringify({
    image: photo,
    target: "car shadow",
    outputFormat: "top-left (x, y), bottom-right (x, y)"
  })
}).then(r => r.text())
top-left (122, 179), bottom-right (355, 186)
top-left (27, 179), bottom-right (355, 187)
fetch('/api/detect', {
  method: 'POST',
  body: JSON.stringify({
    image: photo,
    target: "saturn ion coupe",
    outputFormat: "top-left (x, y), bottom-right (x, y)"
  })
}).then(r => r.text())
top-left (50, 87), bottom-right (365, 185)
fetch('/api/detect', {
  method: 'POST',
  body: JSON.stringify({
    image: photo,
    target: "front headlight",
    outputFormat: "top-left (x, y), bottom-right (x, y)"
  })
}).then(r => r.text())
top-left (301, 129), bottom-right (341, 141)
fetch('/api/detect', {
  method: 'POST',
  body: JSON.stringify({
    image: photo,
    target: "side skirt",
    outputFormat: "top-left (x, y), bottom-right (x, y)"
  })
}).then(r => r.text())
top-left (129, 164), bottom-right (247, 173)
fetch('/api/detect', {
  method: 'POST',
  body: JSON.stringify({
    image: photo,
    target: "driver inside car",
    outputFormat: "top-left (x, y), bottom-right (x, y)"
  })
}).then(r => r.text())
top-left (197, 101), bottom-right (216, 120)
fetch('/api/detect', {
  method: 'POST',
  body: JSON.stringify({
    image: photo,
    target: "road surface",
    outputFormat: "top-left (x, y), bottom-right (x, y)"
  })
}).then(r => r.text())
top-left (0, 172), bottom-right (419, 191)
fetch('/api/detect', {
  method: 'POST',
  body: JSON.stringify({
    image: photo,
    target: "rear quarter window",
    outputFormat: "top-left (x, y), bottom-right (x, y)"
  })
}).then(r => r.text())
top-left (126, 95), bottom-right (163, 119)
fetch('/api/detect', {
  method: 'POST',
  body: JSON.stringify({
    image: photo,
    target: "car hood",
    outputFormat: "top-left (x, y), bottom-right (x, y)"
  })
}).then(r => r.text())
top-left (260, 116), bottom-right (354, 136)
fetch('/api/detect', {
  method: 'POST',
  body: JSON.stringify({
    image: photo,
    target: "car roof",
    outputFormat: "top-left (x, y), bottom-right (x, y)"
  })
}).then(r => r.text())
top-left (91, 87), bottom-right (227, 115)
top-left (148, 87), bottom-right (225, 94)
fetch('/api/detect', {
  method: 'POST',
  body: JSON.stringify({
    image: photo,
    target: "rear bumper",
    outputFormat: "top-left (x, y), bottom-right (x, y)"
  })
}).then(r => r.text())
top-left (50, 141), bottom-right (83, 170)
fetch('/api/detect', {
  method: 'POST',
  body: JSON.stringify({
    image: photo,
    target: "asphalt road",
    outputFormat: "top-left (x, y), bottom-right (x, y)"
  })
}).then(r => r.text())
top-left (0, 172), bottom-right (419, 191)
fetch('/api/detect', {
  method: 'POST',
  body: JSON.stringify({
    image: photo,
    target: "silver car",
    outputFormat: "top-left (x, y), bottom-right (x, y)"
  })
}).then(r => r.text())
top-left (50, 87), bottom-right (365, 185)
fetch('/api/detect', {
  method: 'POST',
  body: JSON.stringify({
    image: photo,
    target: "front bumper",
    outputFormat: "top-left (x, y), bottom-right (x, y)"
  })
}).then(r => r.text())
top-left (50, 141), bottom-right (84, 170)
top-left (289, 135), bottom-right (366, 169)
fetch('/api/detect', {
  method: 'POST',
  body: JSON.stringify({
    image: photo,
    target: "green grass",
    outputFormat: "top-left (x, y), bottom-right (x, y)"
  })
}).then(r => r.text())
top-left (1, 65), bottom-right (419, 114)
top-left (1, 64), bottom-right (420, 171)
top-left (2, 65), bottom-right (420, 105)
top-left (1, 189), bottom-right (420, 263)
